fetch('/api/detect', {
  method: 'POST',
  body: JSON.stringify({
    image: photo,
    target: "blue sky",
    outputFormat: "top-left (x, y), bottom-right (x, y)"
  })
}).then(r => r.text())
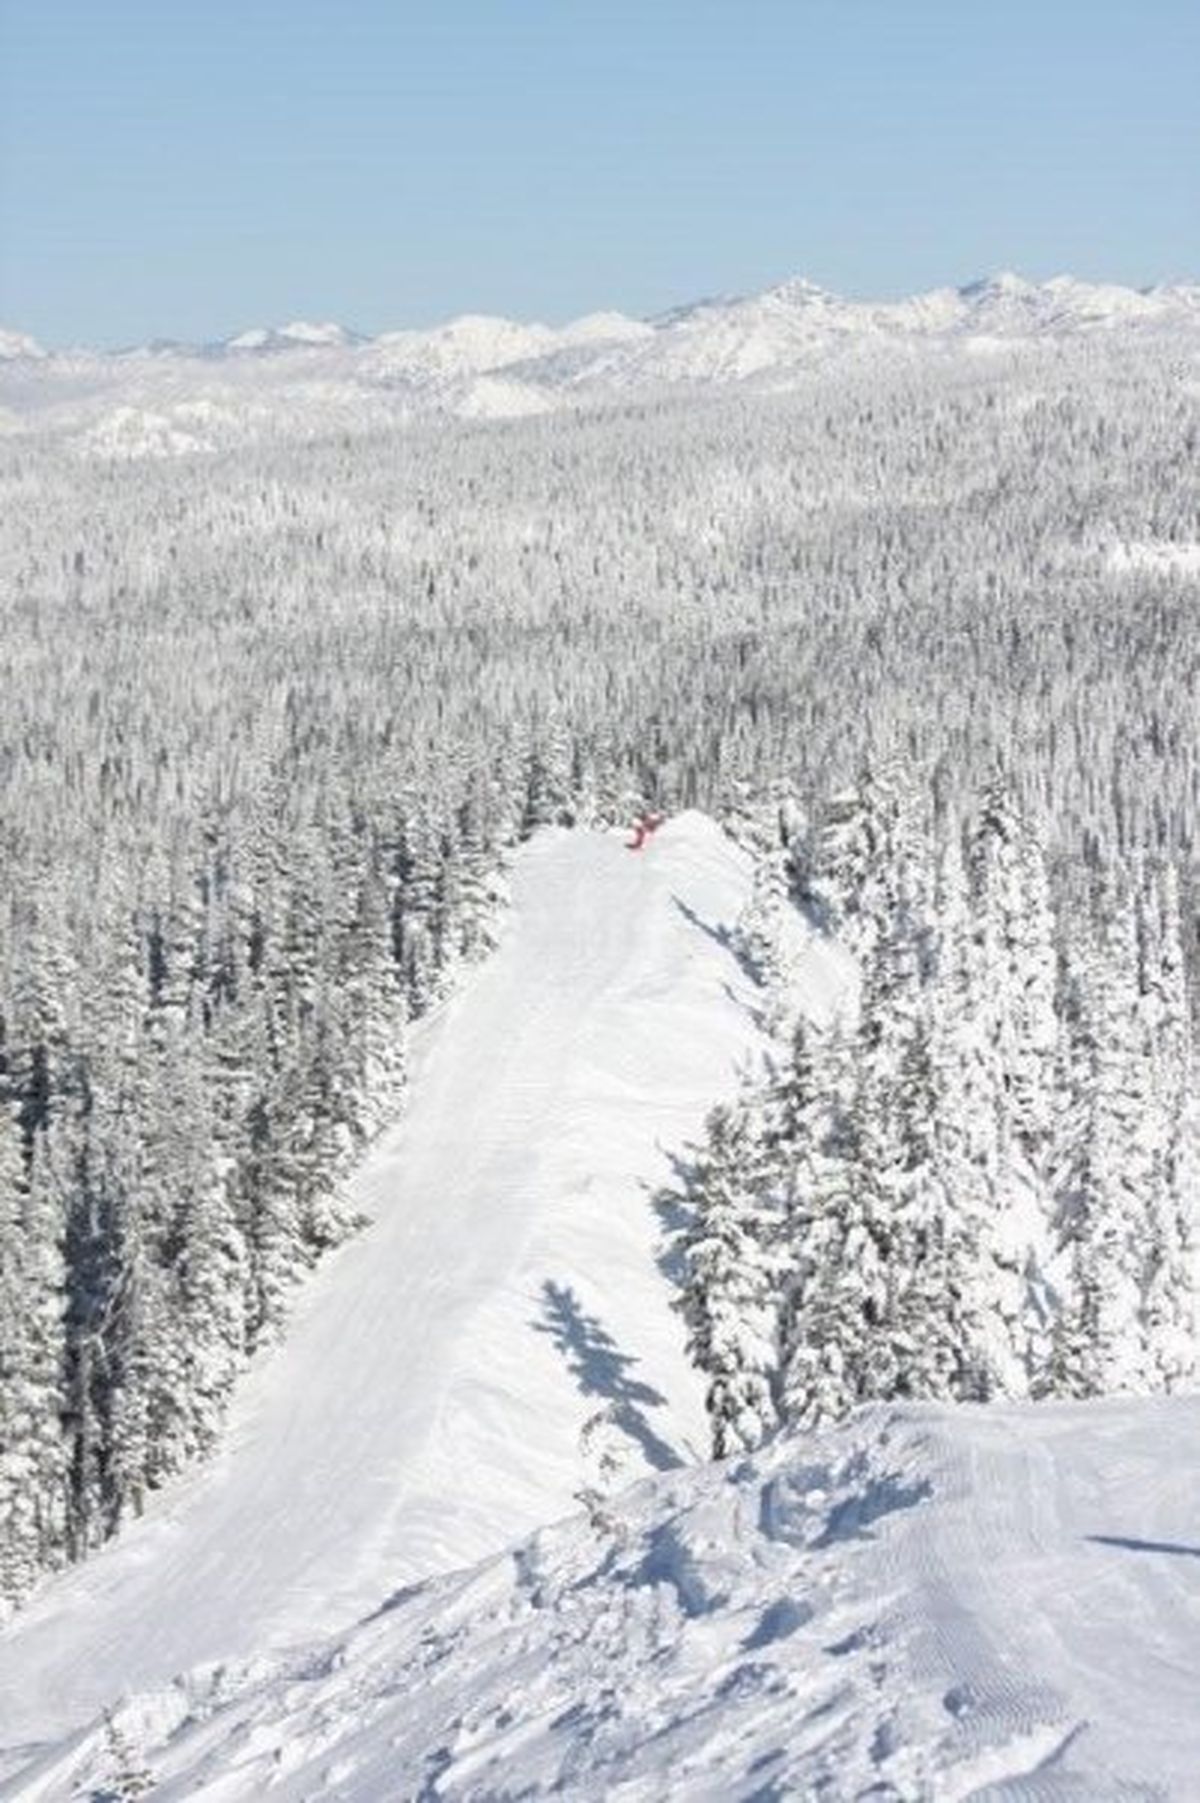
top-left (2, 0), bottom-right (1196, 347)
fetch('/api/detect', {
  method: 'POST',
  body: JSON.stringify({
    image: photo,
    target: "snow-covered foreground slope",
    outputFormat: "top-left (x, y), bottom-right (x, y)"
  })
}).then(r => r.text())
top-left (0, 815), bottom-right (855, 1752)
top-left (8, 1397), bottom-right (1200, 1800)
top-left (5, 815), bottom-right (1194, 1799)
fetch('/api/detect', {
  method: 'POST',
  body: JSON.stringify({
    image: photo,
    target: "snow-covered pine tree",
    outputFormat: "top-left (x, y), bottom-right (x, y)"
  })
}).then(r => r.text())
top-left (336, 853), bottom-right (408, 1140)
top-left (775, 1021), bottom-right (874, 1426)
top-left (926, 829), bottom-right (1040, 1398)
top-left (771, 1018), bottom-right (864, 1424)
top-left (1048, 891), bottom-right (1158, 1396)
top-left (100, 1707), bottom-right (155, 1801)
top-left (676, 1102), bottom-right (781, 1458)
top-left (520, 714), bottom-right (576, 836)
top-left (734, 840), bottom-right (793, 1027)
top-left (969, 776), bottom-right (1057, 1165)
top-left (0, 1108), bottom-right (70, 1604)
top-left (390, 806), bottom-right (444, 1016)
top-left (148, 1012), bottom-right (248, 1466)
top-left (1134, 862), bottom-right (1197, 1387)
top-left (840, 854), bottom-right (942, 1402)
top-left (806, 760), bottom-right (920, 962)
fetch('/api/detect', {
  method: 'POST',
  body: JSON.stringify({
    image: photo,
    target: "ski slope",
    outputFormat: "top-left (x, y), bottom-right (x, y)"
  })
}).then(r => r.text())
top-left (1, 815), bottom-right (1199, 1797)
top-left (0, 813), bottom-right (853, 1754)
top-left (8, 1398), bottom-right (1200, 1799)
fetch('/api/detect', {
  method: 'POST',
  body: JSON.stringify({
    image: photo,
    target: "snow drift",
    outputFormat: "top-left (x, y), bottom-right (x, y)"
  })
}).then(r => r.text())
top-left (6, 1396), bottom-right (1199, 1799)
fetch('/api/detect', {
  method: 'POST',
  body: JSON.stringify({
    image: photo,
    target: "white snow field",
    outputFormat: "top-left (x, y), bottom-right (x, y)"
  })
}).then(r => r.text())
top-left (0, 814), bottom-right (850, 1754)
top-left (7, 1398), bottom-right (1200, 1800)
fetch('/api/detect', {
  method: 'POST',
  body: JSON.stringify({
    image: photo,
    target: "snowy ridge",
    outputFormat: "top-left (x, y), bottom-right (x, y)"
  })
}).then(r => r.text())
top-left (6, 1396), bottom-right (1200, 1799)
top-left (222, 321), bottom-right (362, 353)
top-left (3, 818), bottom-right (1196, 1798)
top-left (3, 270), bottom-right (1198, 451)
top-left (363, 310), bottom-right (650, 384)
top-left (0, 814), bottom-right (841, 1748)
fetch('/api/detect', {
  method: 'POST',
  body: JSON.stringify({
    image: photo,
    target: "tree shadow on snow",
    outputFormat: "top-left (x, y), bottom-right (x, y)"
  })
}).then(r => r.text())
top-left (670, 893), bottom-right (733, 952)
top-left (670, 894), bottom-right (760, 985)
top-left (1086, 1534), bottom-right (1200, 1559)
top-left (646, 1149), bottom-right (700, 1292)
top-left (535, 1280), bottom-right (683, 1472)
top-left (669, 896), bottom-right (772, 1031)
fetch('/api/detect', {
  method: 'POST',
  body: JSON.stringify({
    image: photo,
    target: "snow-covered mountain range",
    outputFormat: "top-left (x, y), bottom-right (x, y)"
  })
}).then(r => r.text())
top-left (2, 272), bottom-right (1198, 456)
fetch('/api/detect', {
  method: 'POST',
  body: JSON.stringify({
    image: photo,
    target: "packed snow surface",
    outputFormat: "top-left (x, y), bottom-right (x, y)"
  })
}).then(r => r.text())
top-left (7, 1398), bottom-right (1200, 1799)
top-left (0, 815), bottom-right (812, 1748)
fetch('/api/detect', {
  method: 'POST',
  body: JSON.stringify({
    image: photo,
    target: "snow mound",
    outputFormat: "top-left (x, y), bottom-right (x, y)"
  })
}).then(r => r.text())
top-left (9, 1396), bottom-right (1199, 1799)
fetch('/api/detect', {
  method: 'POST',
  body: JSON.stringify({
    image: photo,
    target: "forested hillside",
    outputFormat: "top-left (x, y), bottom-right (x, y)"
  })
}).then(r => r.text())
top-left (675, 770), bottom-right (1197, 1457)
top-left (1, 320), bottom-right (1198, 1607)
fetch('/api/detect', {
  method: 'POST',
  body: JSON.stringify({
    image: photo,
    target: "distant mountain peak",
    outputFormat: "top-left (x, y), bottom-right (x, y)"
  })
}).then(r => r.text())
top-left (222, 320), bottom-right (359, 354)
top-left (0, 325), bottom-right (46, 361)
top-left (646, 294), bottom-right (736, 330)
top-left (763, 276), bottom-right (837, 308)
top-left (279, 319), bottom-right (355, 345)
top-left (959, 270), bottom-right (1038, 299)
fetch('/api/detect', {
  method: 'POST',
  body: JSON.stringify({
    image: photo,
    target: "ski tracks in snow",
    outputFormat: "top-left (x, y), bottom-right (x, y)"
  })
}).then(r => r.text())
top-left (3, 819), bottom-right (1195, 1797)
top-left (0, 813), bottom-right (803, 1750)
top-left (19, 1397), bottom-right (1200, 1799)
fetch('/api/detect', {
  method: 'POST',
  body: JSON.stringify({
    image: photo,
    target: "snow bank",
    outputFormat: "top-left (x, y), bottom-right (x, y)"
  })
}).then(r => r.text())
top-left (8, 1396), bottom-right (1199, 1799)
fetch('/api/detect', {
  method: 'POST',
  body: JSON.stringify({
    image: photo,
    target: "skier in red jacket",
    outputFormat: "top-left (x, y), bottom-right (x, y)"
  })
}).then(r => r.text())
top-left (627, 810), bottom-right (666, 850)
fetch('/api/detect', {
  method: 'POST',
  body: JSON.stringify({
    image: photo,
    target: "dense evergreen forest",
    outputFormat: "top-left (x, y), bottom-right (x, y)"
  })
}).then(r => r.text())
top-left (1, 334), bottom-right (1198, 1605)
top-left (676, 769), bottom-right (1196, 1456)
